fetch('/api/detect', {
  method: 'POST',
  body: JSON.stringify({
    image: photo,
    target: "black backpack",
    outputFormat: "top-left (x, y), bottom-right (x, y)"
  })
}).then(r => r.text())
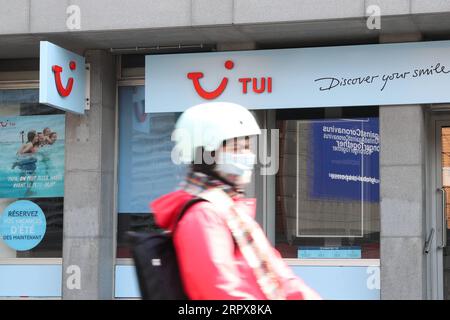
top-left (127, 197), bottom-right (205, 300)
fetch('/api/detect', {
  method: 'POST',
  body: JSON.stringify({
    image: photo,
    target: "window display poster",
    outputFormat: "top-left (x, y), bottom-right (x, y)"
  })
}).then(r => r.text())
top-left (118, 86), bottom-right (186, 214)
top-left (0, 115), bottom-right (65, 198)
top-left (0, 200), bottom-right (47, 251)
top-left (309, 118), bottom-right (380, 202)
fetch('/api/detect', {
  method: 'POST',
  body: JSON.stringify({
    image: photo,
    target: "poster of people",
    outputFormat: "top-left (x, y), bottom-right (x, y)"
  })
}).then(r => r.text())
top-left (0, 115), bottom-right (65, 198)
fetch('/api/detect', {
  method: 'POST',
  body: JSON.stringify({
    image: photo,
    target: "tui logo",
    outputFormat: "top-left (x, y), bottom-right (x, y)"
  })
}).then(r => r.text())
top-left (187, 59), bottom-right (272, 99)
top-left (187, 60), bottom-right (234, 100)
top-left (52, 60), bottom-right (76, 97)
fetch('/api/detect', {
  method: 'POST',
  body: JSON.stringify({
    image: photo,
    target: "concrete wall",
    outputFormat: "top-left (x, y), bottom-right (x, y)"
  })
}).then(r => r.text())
top-left (62, 50), bottom-right (116, 299)
top-left (379, 105), bottom-right (427, 299)
top-left (0, 0), bottom-right (450, 35)
top-left (377, 32), bottom-right (427, 300)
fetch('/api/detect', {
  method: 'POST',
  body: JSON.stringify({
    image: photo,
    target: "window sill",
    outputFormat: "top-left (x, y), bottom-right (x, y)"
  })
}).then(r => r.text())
top-left (0, 258), bottom-right (62, 265)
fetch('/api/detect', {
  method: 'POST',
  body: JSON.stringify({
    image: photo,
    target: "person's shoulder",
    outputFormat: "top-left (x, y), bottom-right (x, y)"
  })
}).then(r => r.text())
top-left (181, 200), bottom-right (227, 227)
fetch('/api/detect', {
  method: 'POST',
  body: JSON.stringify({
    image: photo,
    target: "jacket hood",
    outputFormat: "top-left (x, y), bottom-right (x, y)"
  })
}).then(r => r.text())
top-left (150, 190), bottom-right (195, 231)
top-left (151, 189), bottom-right (257, 232)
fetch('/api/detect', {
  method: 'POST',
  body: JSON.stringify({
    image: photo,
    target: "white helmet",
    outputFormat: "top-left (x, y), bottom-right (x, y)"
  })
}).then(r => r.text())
top-left (172, 102), bottom-right (261, 164)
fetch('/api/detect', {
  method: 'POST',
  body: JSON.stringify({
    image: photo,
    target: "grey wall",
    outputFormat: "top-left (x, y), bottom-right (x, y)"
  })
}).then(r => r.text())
top-left (1, 0), bottom-right (450, 35)
top-left (379, 105), bottom-right (427, 299)
top-left (62, 50), bottom-right (116, 299)
top-left (4, 0), bottom-right (450, 60)
top-left (378, 32), bottom-right (427, 300)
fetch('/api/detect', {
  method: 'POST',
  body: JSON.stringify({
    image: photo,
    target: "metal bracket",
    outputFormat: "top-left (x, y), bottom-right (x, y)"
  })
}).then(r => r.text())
top-left (438, 188), bottom-right (448, 249)
top-left (85, 63), bottom-right (90, 111)
top-left (424, 228), bottom-right (435, 254)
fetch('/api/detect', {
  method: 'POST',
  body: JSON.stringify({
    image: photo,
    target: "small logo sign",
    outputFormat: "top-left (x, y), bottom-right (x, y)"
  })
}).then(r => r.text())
top-left (39, 41), bottom-right (86, 114)
top-left (151, 258), bottom-right (161, 266)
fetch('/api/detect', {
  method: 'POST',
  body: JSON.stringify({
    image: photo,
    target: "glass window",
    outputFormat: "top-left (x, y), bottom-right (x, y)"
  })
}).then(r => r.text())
top-left (117, 86), bottom-right (186, 258)
top-left (0, 89), bottom-right (65, 258)
top-left (116, 87), bottom-right (266, 258)
top-left (275, 108), bottom-right (380, 259)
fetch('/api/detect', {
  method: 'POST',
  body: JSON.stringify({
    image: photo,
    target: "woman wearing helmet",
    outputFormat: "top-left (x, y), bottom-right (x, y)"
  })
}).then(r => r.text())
top-left (151, 102), bottom-right (321, 300)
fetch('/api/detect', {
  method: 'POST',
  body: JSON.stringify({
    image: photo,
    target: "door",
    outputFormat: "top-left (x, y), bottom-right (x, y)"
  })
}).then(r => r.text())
top-left (429, 116), bottom-right (450, 300)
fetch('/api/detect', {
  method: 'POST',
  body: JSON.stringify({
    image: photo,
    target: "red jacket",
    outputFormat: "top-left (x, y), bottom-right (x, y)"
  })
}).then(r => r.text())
top-left (151, 189), bottom-right (321, 300)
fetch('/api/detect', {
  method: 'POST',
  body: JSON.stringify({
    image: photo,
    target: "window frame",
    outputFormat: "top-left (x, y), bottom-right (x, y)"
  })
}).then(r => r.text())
top-left (114, 70), bottom-right (380, 267)
top-left (0, 80), bottom-right (63, 266)
top-left (274, 108), bottom-right (381, 265)
top-left (115, 74), bottom-right (144, 266)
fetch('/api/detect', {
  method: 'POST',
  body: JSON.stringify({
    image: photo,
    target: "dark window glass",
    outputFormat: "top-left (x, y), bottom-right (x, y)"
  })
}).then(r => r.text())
top-left (117, 86), bottom-right (185, 258)
top-left (275, 107), bottom-right (380, 259)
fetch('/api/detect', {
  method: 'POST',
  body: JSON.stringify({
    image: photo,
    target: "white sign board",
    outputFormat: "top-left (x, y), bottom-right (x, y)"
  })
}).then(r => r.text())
top-left (146, 40), bottom-right (450, 113)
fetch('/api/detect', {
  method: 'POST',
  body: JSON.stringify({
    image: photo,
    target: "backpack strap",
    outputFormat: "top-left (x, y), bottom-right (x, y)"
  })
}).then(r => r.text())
top-left (172, 197), bottom-right (206, 234)
top-left (172, 192), bottom-right (238, 249)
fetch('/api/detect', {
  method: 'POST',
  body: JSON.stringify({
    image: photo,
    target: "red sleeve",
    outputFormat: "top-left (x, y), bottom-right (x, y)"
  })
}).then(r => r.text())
top-left (173, 202), bottom-right (266, 300)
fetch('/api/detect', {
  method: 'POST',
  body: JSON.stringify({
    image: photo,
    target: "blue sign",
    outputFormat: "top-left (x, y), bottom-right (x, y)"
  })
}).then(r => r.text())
top-left (292, 266), bottom-right (380, 300)
top-left (0, 200), bottom-right (47, 251)
top-left (0, 265), bottom-right (62, 297)
top-left (114, 264), bottom-right (380, 300)
top-left (0, 115), bottom-right (65, 198)
top-left (298, 246), bottom-right (362, 259)
top-left (146, 40), bottom-right (450, 112)
top-left (309, 118), bottom-right (380, 202)
top-left (39, 41), bottom-right (86, 114)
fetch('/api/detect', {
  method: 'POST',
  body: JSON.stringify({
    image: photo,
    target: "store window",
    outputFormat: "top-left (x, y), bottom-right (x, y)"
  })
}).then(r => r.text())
top-left (275, 108), bottom-right (380, 259)
top-left (117, 88), bottom-right (380, 261)
top-left (117, 86), bottom-right (186, 258)
top-left (0, 89), bottom-right (65, 258)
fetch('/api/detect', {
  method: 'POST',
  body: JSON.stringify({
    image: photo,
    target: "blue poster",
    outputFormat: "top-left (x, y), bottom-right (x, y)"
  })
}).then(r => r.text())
top-left (0, 115), bottom-right (65, 198)
top-left (118, 86), bottom-right (186, 214)
top-left (0, 200), bottom-right (47, 251)
top-left (309, 118), bottom-right (379, 202)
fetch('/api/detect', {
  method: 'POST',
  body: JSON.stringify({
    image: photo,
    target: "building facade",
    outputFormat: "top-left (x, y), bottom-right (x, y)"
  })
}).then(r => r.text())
top-left (1, 0), bottom-right (450, 300)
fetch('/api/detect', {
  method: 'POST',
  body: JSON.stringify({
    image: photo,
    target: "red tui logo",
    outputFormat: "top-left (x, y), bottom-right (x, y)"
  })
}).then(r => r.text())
top-left (52, 60), bottom-right (76, 97)
top-left (187, 60), bottom-right (234, 100)
top-left (187, 59), bottom-right (272, 100)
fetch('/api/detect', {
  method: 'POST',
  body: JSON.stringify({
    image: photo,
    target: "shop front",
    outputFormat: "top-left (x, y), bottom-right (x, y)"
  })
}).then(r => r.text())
top-left (3, 38), bottom-right (450, 299)
top-left (114, 40), bottom-right (450, 299)
top-left (0, 42), bottom-right (86, 298)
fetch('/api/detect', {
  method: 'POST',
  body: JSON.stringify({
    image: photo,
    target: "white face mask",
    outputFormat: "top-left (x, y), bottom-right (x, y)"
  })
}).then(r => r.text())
top-left (215, 152), bottom-right (256, 185)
